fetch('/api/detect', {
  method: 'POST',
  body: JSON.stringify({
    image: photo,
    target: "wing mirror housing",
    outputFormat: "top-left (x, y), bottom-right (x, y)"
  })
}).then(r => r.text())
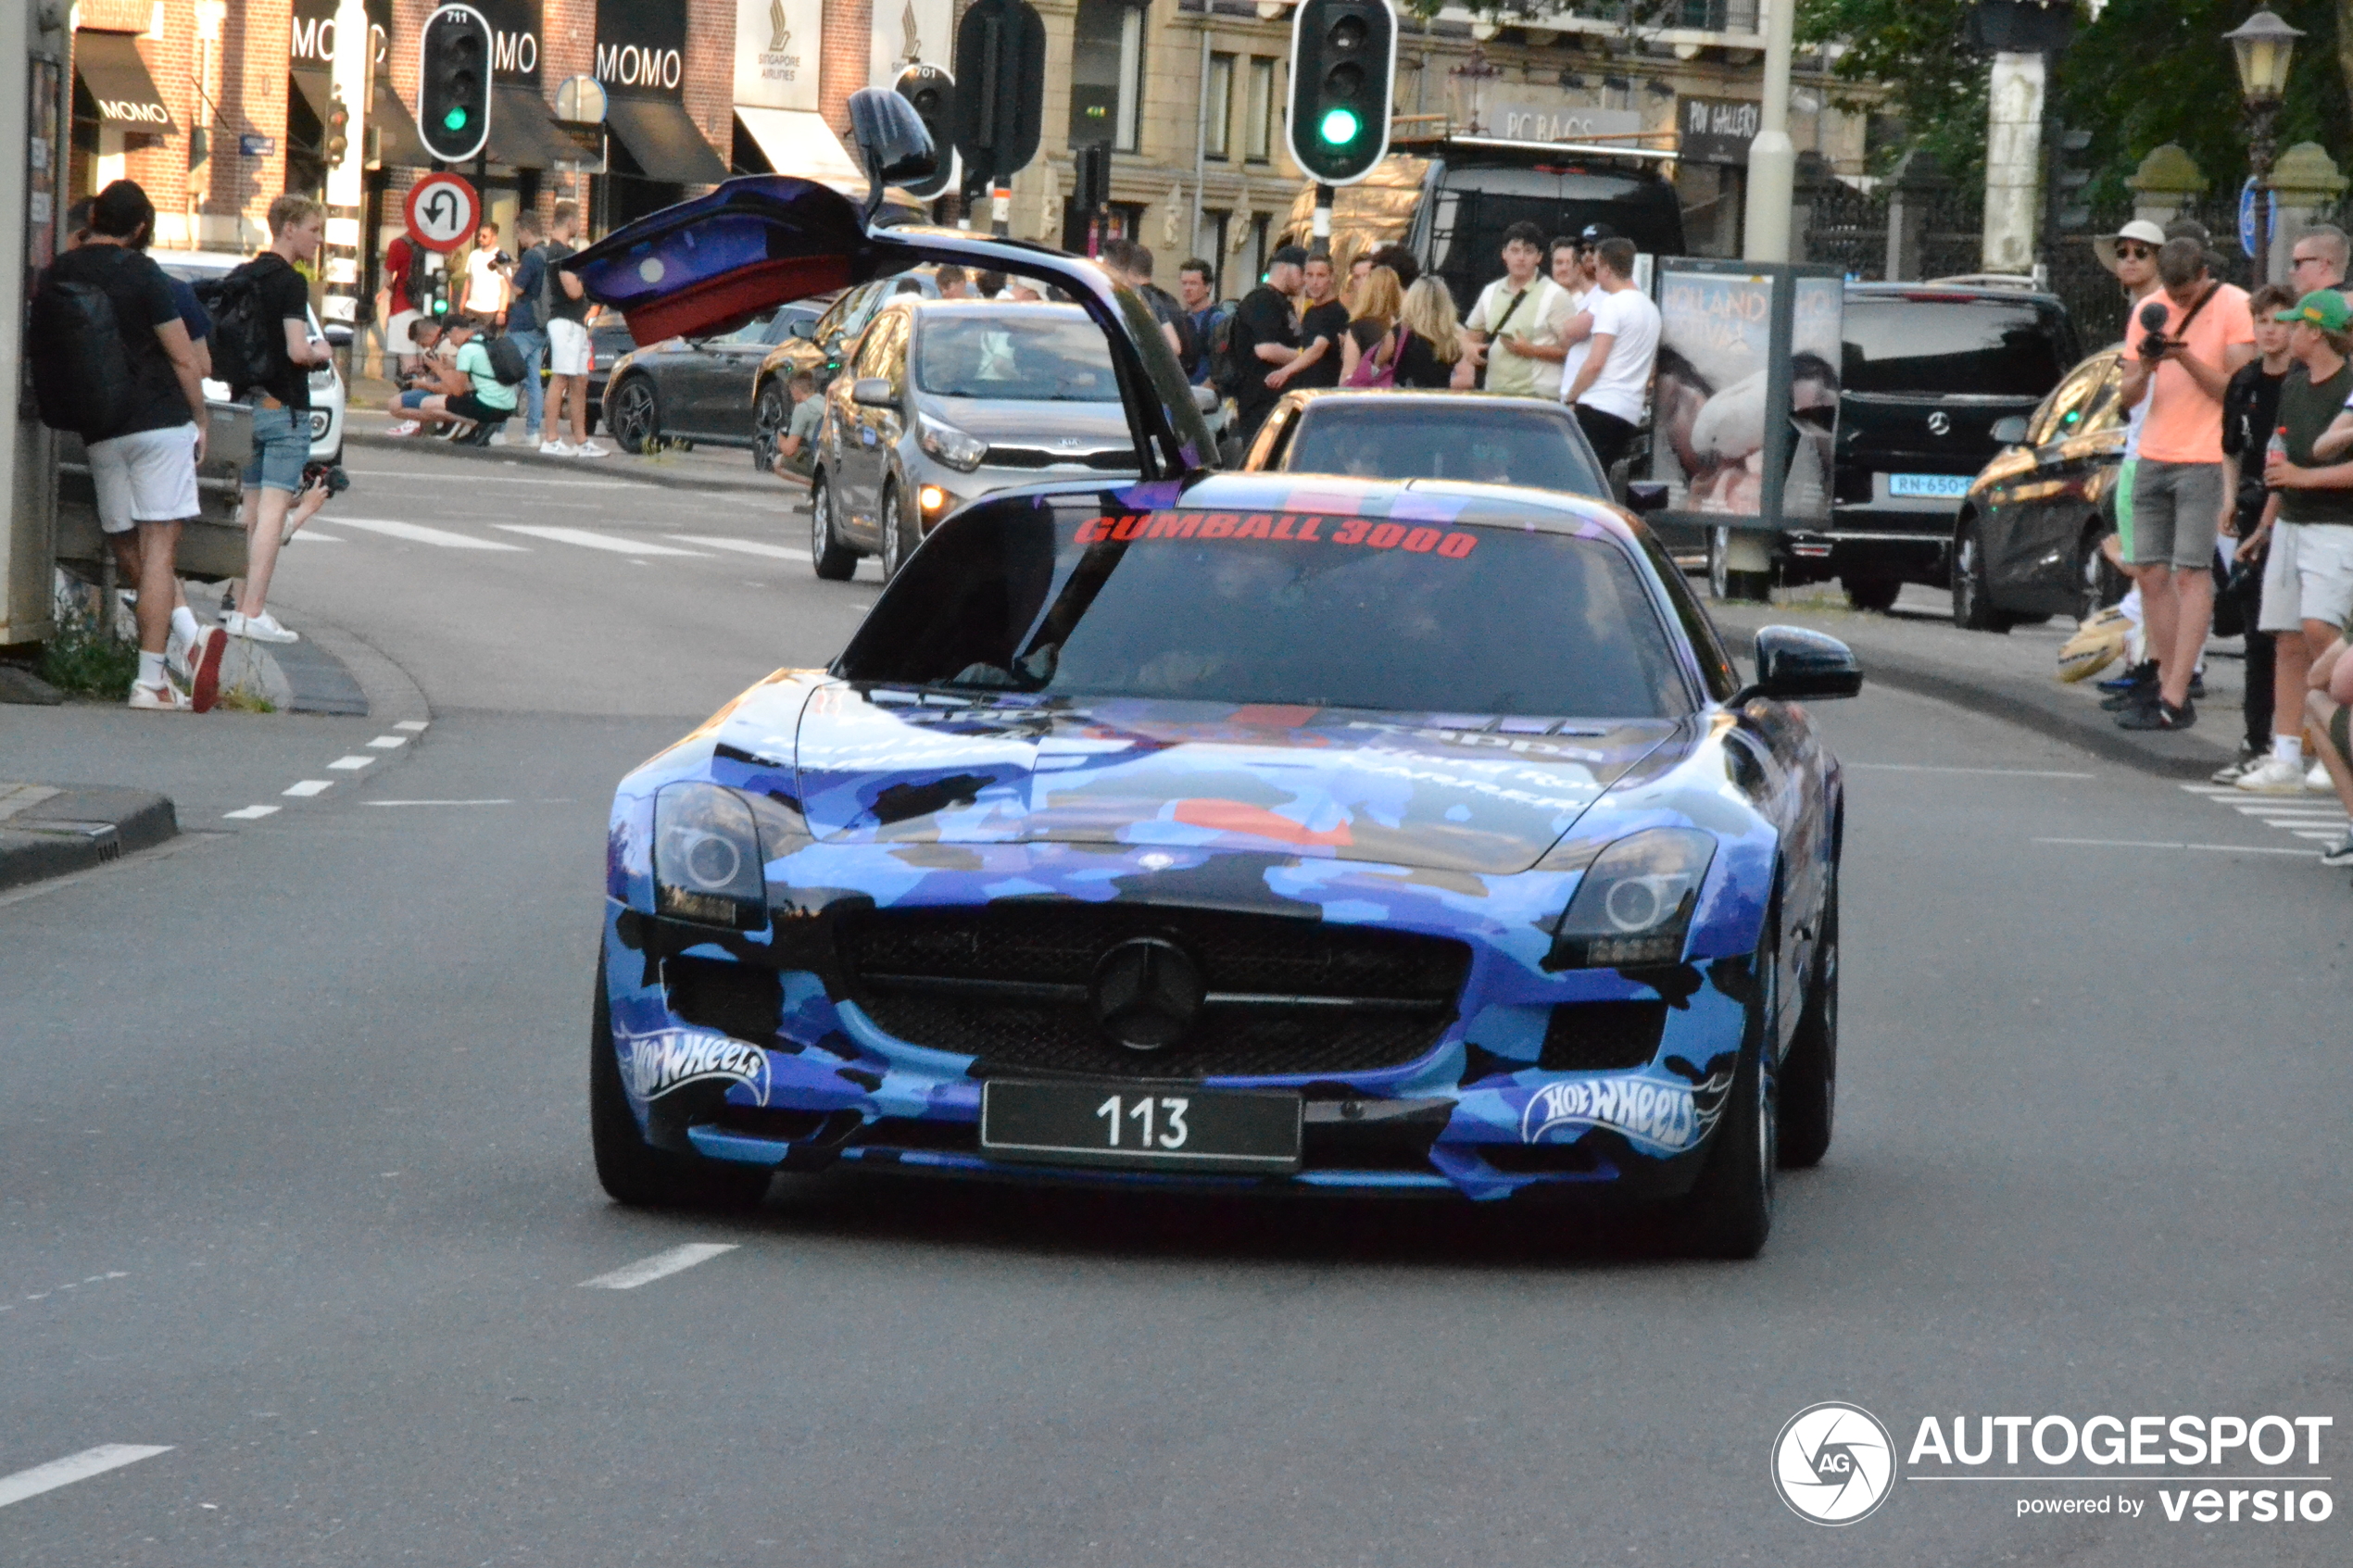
top-left (1990, 414), bottom-right (2031, 447)
top-left (1624, 481), bottom-right (1668, 515)
top-left (1736, 625), bottom-right (1863, 704)
top-left (851, 376), bottom-right (896, 408)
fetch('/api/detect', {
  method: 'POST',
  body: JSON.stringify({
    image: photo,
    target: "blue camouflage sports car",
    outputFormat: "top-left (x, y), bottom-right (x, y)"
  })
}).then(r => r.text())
top-left (572, 98), bottom-right (1861, 1257)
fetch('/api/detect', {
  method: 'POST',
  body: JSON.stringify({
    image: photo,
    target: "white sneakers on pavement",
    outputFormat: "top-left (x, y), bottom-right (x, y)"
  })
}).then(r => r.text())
top-left (539, 439), bottom-right (575, 456)
top-left (2233, 755), bottom-right (2309, 794)
top-left (2308, 760), bottom-right (2334, 793)
top-left (2322, 828), bottom-right (2353, 868)
top-left (385, 420), bottom-right (422, 437)
top-left (573, 440), bottom-right (610, 458)
top-left (127, 679), bottom-right (193, 711)
top-left (224, 609), bottom-right (298, 645)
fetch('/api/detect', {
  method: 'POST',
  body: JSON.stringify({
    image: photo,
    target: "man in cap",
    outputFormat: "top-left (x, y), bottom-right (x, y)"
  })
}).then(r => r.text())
top-left (2089, 220), bottom-right (2168, 703)
top-left (1228, 245), bottom-right (1307, 446)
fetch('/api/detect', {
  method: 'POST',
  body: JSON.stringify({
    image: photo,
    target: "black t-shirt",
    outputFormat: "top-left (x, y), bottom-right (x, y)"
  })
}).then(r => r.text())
top-left (1229, 284), bottom-right (1299, 411)
top-left (2223, 358), bottom-right (2285, 528)
top-left (45, 244), bottom-right (190, 437)
top-left (1296, 298), bottom-right (1350, 390)
top-left (2277, 358), bottom-right (2353, 526)
top-left (1395, 330), bottom-right (1451, 390)
top-left (245, 252), bottom-right (314, 410)
top-left (540, 239), bottom-right (587, 323)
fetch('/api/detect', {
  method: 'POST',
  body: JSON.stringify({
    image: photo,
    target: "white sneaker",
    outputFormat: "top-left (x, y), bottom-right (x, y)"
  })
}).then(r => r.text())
top-left (538, 439), bottom-right (575, 456)
top-left (166, 624), bottom-right (195, 680)
top-left (487, 429), bottom-right (508, 446)
top-left (225, 609), bottom-right (299, 645)
top-left (127, 679), bottom-right (192, 711)
top-left (2210, 755), bottom-right (2255, 784)
top-left (572, 440), bottom-right (610, 458)
top-left (385, 420), bottom-right (422, 437)
top-left (2309, 760), bottom-right (2334, 793)
top-left (2234, 755), bottom-right (2309, 794)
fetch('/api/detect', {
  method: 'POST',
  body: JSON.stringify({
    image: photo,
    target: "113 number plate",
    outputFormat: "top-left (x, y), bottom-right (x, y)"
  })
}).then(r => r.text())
top-left (980, 1080), bottom-right (1302, 1173)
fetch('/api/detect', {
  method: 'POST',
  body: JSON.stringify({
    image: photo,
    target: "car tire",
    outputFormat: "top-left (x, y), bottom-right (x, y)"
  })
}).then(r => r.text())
top-left (1842, 574), bottom-right (1902, 614)
top-left (589, 955), bottom-right (774, 1210)
top-left (878, 483), bottom-right (914, 582)
top-left (1778, 869), bottom-right (1837, 1170)
top-left (1950, 514), bottom-right (2018, 633)
top-left (607, 375), bottom-right (660, 456)
top-left (809, 474), bottom-right (857, 582)
top-left (1708, 526), bottom-right (1772, 604)
top-left (1671, 906), bottom-right (1778, 1260)
top-left (752, 380), bottom-right (789, 474)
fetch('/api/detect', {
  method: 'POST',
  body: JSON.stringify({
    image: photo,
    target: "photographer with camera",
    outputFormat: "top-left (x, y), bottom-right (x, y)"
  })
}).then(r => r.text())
top-left (2112, 236), bottom-right (2257, 731)
top-left (462, 221), bottom-right (511, 327)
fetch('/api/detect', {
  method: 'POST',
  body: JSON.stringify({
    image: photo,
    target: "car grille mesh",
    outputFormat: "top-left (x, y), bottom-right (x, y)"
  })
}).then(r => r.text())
top-left (981, 445), bottom-right (1137, 470)
top-left (1538, 1000), bottom-right (1668, 1073)
top-left (839, 904), bottom-right (1468, 1078)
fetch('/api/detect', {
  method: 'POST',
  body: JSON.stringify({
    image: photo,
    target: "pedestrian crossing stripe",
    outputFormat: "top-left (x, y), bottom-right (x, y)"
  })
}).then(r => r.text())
top-left (2180, 781), bottom-right (2347, 853)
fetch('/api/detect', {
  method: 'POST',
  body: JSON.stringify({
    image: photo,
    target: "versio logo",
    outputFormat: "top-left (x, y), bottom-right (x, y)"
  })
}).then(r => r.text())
top-left (1774, 1403), bottom-right (1897, 1525)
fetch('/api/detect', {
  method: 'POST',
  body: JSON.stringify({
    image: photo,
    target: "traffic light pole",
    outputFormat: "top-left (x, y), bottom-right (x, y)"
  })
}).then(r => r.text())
top-left (1312, 183), bottom-right (1333, 256)
top-left (992, 182), bottom-right (1011, 238)
top-left (322, 0), bottom-right (371, 364)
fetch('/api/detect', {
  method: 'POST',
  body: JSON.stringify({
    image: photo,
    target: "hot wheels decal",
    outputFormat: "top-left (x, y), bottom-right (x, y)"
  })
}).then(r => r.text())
top-left (1519, 1064), bottom-right (1734, 1154)
top-left (619, 1027), bottom-right (773, 1106)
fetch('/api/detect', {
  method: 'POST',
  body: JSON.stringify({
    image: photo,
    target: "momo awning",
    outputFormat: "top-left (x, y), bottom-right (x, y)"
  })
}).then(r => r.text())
top-left (605, 94), bottom-right (728, 185)
top-left (732, 106), bottom-right (866, 196)
top-left (487, 83), bottom-right (575, 169)
top-left (371, 81), bottom-right (433, 169)
top-left (76, 32), bottom-right (177, 133)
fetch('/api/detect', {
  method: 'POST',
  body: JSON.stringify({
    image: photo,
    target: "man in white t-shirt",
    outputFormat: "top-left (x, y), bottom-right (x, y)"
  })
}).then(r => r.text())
top-left (1559, 237), bottom-right (1661, 470)
top-left (462, 222), bottom-right (510, 321)
top-left (1463, 220), bottom-right (1572, 399)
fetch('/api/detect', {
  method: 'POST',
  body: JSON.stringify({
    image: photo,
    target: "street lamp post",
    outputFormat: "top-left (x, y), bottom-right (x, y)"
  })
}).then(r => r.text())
top-left (2224, 7), bottom-right (2302, 283)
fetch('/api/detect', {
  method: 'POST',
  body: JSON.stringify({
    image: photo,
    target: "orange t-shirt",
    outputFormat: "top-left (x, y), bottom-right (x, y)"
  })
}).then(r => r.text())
top-left (2137, 282), bottom-right (2256, 464)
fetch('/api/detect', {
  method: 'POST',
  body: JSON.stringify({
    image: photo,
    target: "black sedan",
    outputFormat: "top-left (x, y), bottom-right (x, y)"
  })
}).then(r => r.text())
top-left (599, 300), bottom-right (827, 461)
top-left (1951, 346), bottom-right (2129, 631)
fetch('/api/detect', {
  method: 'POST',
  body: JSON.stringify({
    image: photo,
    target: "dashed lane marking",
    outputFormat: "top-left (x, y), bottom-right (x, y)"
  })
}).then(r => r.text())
top-left (326, 756), bottom-right (375, 771)
top-left (361, 798), bottom-right (515, 807)
top-left (393, 720), bottom-right (431, 732)
top-left (366, 735), bottom-right (409, 749)
top-left (666, 534), bottom-right (811, 561)
top-left (578, 1244), bottom-right (739, 1290)
top-left (0, 1446), bottom-right (173, 1510)
top-left (221, 805), bottom-right (280, 821)
top-left (282, 780), bottom-right (333, 797)
top-left (328, 515), bottom-right (529, 550)
top-left (1849, 762), bottom-right (2097, 779)
top-left (496, 525), bottom-right (711, 557)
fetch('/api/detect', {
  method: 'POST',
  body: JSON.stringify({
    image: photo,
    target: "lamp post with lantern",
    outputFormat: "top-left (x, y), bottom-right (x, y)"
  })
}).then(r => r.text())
top-left (2223, 7), bottom-right (2302, 283)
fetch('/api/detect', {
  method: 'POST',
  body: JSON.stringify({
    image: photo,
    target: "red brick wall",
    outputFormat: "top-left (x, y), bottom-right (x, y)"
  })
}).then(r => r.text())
top-left (820, 0), bottom-right (873, 143)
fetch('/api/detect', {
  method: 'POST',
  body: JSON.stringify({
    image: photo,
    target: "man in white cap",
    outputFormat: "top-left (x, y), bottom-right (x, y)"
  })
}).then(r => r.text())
top-left (2089, 220), bottom-right (2170, 707)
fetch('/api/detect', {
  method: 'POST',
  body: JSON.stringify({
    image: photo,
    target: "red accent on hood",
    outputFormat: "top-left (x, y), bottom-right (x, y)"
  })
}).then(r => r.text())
top-left (1173, 797), bottom-right (1353, 847)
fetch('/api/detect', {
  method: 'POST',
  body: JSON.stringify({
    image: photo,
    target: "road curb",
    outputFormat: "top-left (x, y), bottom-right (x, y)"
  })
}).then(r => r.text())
top-left (342, 428), bottom-right (787, 495)
top-left (271, 602), bottom-right (431, 727)
top-left (0, 784), bottom-right (176, 894)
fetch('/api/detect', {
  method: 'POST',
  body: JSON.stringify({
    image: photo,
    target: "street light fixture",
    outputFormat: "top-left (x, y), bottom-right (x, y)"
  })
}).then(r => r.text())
top-left (2224, 7), bottom-right (2302, 282)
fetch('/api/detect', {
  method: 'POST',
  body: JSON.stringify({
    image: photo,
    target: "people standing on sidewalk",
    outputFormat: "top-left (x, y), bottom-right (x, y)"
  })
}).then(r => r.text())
top-left (1393, 276), bottom-right (1462, 390)
top-left (379, 230), bottom-right (426, 381)
top-left (2287, 223), bottom-right (2351, 306)
top-left (33, 180), bottom-right (218, 710)
top-left (222, 194), bottom-right (333, 647)
top-left (462, 222), bottom-right (510, 324)
top-left (1462, 221), bottom-right (1572, 399)
top-left (2109, 235), bottom-right (2256, 731)
top-left (1228, 245), bottom-right (1305, 447)
top-left (1178, 258), bottom-right (1223, 389)
top-left (503, 211), bottom-right (548, 445)
top-left (2211, 284), bottom-right (2296, 784)
top-left (535, 201), bottom-right (606, 458)
top-left (1338, 266), bottom-right (1405, 385)
top-left (1558, 237), bottom-right (1663, 474)
top-left (1271, 252), bottom-right (1349, 393)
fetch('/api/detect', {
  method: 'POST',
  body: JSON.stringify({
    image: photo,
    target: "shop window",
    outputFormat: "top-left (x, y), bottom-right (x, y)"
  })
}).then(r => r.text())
top-left (1244, 57), bottom-right (1274, 163)
top-left (1070, 0), bottom-right (1146, 154)
top-left (1205, 53), bottom-right (1234, 162)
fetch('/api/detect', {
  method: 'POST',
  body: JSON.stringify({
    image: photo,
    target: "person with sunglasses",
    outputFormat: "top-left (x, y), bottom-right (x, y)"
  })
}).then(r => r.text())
top-left (2287, 224), bottom-right (2349, 300)
top-left (2089, 221), bottom-right (2167, 698)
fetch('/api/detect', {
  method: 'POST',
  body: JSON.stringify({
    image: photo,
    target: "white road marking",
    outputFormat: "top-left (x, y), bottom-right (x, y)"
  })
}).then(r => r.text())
top-left (578, 1243), bottom-right (739, 1290)
top-left (361, 798), bottom-right (515, 807)
top-left (394, 720), bottom-right (431, 732)
top-left (342, 468), bottom-right (658, 491)
top-left (221, 805), bottom-right (280, 820)
top-left (0, 1445), bottom-right (173, 1510)
top-left (667, 534), bottom-right (811, 561)
top-left (496, 525), bottom-right (710, 556)
top-left (1850, 762), bottom-right (2096, 779)
top-left (288, 531), bottom-right (344, 543)
top-left (282, 780), bottom-right (333, 797)
top-left (2033, 836), bottom-right (2321, 856)
top-left (328, 515), bottom-right (528, 550)
top-left (366, 735), bottom-right (409, 749)
top-left (326, 755), bottom-right (375, 771)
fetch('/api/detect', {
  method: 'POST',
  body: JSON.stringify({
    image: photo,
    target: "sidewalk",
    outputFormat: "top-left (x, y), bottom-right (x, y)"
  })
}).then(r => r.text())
top-left (1707, 584), bottom-right (2243, 780)
top-left (341, 397), bottom-right (795, 497)
top-left (0, 782), bottom-right (175, 893)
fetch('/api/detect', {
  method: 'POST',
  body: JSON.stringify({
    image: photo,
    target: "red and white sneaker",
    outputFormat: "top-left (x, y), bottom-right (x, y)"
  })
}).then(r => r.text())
top-left (385, 420), bottom-right (423, 437)
top-left (184, 624), bottom-right (227, 712)
top-left (127, 679), bottom-right (192, 711)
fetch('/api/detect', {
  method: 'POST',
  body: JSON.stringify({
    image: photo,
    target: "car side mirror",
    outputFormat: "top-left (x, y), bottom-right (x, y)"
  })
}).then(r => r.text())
top-left (1990, 415), bottom-right (2031, 446)
top-left (786, 320), bottom-right (812, 341)
top-left (1191, 384), bottom-right (1219, 414)
top-left (1739, 625), bottom-right (1863, 704)
top-left (851, 377), bottom-right (896, 408)
top-left (1624, 481), bottom-right (1668, 515)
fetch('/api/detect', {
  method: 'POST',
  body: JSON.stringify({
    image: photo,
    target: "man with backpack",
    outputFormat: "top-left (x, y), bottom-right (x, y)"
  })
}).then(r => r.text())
top-left (1177, 259), bottom-right (1225, 389)
top-left (31, 180), bottom-right (214, 710)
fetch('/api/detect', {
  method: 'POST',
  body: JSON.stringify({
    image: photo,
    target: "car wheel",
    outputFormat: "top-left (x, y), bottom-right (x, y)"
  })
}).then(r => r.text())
top-left (607, 375), bottom-right (660, 456)
top-left (588, 955), bottom-right (773, 1210)
top-left (1778, 869), bottom-right (1837, 1170)
top-left (2074, 521), bottom-right (2128, 621)
top-left (809, 474), bottom-right (858, 582)
top-left (1842, 574), bottom-right (1902, 614)
top-left (1950, 514), bottom-right (2015, 633)
top-left (752, 381), bottom-right (789, 474)
top-left (878, 483), bottom-right (914, 582)
top-left (1708, 526), bottom-right (1772, 604)
top-left (1671, 907), bottom-right (1778, 1260)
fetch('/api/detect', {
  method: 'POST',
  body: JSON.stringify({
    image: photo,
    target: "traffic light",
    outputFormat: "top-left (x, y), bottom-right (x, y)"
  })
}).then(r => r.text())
top-left (950, 0), bottom-right (1046, 183)
top-left (417, 4), bottom-right (491, 165)
top-left (2050, 124), bottom-right (2094, 232)
top-left (893, 64), bottom-right (957, 201)
top-left (325, 90), bottom-right (351, 167)
top-left (1073, 142), bottom-right (1112, 216)
top-left (1288, 0), bottom-right (1395, 186)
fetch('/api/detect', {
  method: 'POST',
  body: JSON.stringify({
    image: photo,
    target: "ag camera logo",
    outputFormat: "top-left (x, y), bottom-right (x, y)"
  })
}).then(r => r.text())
top-left (1774, 1402), bottom-right (1897, 1524)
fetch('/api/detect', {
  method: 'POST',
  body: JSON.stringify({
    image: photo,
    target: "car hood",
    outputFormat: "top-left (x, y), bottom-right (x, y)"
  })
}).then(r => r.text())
top-left (756, 681), bottom-right (1686, 876)
top-left (919, 396), bottom-right (1132, 446)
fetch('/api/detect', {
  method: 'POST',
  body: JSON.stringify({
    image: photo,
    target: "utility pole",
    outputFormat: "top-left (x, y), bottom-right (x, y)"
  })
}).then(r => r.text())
top-left (1741, 0), bottom-right (1795, 262)
top-left (322, 0), bottom-right (371, 364)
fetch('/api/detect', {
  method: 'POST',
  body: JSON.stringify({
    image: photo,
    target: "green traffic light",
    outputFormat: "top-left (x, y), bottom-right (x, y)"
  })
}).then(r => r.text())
top-left (442, 106), bottom-right (470, 132)
top-left (1318, 107), bottom-right (1359, 145)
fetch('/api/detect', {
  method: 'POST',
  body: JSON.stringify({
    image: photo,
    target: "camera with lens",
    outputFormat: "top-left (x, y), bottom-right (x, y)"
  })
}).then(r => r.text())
top-left (2136, 300), bottom-right (2174, 362)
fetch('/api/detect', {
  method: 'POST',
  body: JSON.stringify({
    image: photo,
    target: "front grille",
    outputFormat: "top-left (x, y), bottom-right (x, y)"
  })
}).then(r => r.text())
top-left (983, 444), bottom-right (1137, 470)
top-left (1539, 1000), bottom-right (1668, 1073)
top-left (840, 903), bottom-right (1469, 1079)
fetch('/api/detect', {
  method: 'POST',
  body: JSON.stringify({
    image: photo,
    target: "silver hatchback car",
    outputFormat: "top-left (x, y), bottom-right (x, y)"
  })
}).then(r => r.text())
top-left (807, 299), bottom-right (1139, 580)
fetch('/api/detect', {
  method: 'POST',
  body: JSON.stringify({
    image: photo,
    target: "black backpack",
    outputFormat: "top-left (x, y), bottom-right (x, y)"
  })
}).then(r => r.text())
top-left (195, 260), bottom-right (279, 398)
top-left (484, 333), bottom-right (528, 385)
top-left (27, 270), bottom-right (137, 439)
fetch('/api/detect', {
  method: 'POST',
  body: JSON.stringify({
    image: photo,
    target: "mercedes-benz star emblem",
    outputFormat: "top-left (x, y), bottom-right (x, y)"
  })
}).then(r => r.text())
top-left (1926, 410), bottom-right (1951, 435)
top-left (1090, 937), bottom-right (1204, 1051)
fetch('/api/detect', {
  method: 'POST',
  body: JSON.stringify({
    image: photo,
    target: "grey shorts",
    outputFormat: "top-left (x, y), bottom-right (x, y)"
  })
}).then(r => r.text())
top-left (2129, 458), bottom-right (2225, 570)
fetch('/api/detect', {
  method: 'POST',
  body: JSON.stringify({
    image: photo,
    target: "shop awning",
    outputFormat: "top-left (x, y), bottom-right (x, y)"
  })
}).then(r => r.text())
top-left (604, 94), bottom-right (728, 185)
top-left (75, 31), bottom-right (176, 133)
top-left (733, 107), bottom-right (866, 196)
top-left (487, 83), bottom-right (575, 170)
top-left (290, 67), bottom-right (332, 125)
top-left (370, 81), bottom-right (432, 169)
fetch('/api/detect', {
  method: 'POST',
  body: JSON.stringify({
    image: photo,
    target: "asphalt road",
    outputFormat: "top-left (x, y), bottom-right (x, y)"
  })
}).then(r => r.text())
top-left (5, 445), bottom-right (2350, 1564)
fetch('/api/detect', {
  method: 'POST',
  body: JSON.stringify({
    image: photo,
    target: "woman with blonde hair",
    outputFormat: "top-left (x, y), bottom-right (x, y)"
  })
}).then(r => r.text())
top-left (1340, 265), bottom-right (1407, 383)
top-left (1396, 274), bottom-right (1463, 389)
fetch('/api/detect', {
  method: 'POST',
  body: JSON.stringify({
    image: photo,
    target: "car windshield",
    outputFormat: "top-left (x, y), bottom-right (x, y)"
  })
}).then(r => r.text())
top-left (837, 506), bottom-right (1688, 718)
top-left (1285, 403), bottom-right (1605, 495)
top-left (1842, 296), bottom-right (2066, 397)
top-left (915, 313), bottom-right (1121, 401)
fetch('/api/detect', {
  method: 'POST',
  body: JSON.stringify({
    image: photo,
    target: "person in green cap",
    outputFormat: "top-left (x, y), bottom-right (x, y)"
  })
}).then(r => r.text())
top-left (2246, 287), bottom-right (2353, 790)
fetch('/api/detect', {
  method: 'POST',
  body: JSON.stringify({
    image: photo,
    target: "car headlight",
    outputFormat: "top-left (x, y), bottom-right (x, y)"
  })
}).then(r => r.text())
top-left (1548, 828), bottom-right (1717, 968)
top-left (651, 784), bottom-right (809, 929)
top-left (917, 414), bottom-right (987, 471)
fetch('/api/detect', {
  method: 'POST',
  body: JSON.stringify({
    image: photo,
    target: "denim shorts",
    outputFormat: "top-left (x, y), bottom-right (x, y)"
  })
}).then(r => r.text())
top-left (244, 400), bottom-right (312, 494)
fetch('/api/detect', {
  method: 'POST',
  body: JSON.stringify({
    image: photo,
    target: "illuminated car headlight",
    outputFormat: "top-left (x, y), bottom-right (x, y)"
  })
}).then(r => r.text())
top-left (651, 784), bottom-right (809, 929)
top-left (916, 414), bottom-right (987, 471)
top-left (1548, 828), bottom-right (1717, 968)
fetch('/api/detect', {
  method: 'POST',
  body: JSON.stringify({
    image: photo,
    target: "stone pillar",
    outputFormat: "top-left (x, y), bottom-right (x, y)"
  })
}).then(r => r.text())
top-left (820, 0), bottom-right (875, 144)
top-left (1883, 148), bottom-right (1948, 282)
top-left (2267, 143), bottom-right (2348, 287)
top-left (1982, 49), bottom-right (2045, 272)
top-left (2124, 143), bottom-right (2207, 232)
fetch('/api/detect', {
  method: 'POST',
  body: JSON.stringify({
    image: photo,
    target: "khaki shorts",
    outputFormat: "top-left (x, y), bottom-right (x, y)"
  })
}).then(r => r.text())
top-left (2260, 520), bottom-right (2353, 632)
